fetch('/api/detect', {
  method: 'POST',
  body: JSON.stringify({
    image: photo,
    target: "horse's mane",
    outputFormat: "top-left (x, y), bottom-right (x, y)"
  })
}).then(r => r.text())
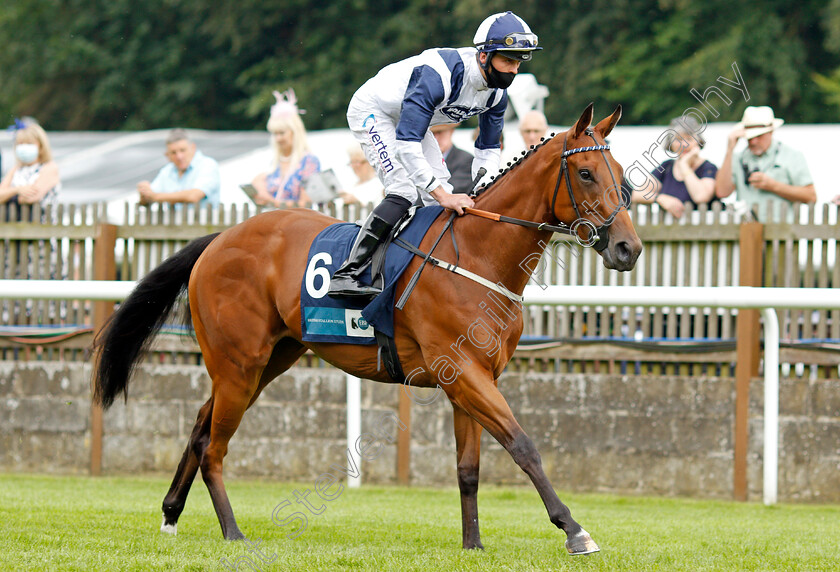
top-left (473, 131), bottom-right (561, 200)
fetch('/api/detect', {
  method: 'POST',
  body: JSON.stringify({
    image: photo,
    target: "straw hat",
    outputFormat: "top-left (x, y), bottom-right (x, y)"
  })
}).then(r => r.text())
top-left (736, 106), bottom-right (784, 140)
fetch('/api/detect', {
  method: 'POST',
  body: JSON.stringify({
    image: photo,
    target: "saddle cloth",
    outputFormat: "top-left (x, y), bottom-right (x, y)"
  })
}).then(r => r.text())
top-left (300, 206), bottom-right (444, 344)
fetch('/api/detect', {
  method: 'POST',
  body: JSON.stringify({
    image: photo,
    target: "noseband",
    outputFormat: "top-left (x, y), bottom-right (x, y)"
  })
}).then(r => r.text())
top-left (550, 127), bottom-right (624, 252)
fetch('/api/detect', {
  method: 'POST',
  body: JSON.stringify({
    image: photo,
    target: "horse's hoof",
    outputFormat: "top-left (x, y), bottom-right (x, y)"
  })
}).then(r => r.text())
top-left (565, 528), bottom-right (599, 555)
top-left (160, 517), bottom-right (177, 535)
top-left (225, 529), bottom-right (247, 541)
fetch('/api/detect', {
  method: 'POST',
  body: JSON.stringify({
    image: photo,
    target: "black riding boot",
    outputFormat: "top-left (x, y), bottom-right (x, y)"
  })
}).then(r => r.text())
top-left (328, 213), bottom-right (393, 299)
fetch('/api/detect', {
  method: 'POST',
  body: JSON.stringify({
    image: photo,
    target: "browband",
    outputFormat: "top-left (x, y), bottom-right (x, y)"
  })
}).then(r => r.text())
top-left (561, 144), bottom-right (610, 158)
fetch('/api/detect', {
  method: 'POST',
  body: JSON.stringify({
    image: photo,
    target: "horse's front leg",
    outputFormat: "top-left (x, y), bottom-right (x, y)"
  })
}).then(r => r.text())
top-left (452, 403), bottom-right (483, 549)
top-left (447, 371), bottom-right (599, 555)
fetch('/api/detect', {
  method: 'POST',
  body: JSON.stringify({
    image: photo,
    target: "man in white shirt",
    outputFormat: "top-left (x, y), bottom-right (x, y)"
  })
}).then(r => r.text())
top-left (138, 129), bottom-right (220, 207)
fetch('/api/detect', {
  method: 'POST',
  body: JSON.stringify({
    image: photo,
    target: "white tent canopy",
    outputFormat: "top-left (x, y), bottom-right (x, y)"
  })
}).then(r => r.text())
top-left (3, 118), bottom-right (837, 221)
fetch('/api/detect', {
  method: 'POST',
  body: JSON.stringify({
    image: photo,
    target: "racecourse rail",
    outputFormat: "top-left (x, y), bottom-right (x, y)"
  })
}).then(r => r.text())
top-left (2, 280), bottom-right (839, 505)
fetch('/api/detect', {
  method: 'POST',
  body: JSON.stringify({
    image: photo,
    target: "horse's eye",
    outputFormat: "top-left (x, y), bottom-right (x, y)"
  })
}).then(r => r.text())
top-left (579, 169), bottom-right (592, 181)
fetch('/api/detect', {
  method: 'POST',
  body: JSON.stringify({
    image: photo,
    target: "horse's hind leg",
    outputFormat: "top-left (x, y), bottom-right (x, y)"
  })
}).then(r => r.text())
top-left (452, 403), bottom-right (484, 550)
top-left (161, 338), bottom-right (305, 538)
top-left (201, 339), bottom-right (307, 540)
top-left (200, 377), bottom-right (254, 540)
top-left (160, 398), bottom-right (213, 534)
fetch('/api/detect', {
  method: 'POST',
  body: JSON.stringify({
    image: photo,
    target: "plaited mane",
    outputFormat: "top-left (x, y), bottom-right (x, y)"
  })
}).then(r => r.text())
top-left (473, 132), bottom-right (559, 197)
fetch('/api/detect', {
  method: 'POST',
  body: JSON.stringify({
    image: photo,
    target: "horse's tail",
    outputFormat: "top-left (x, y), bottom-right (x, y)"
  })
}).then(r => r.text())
top-left (93, 233), bottom-right (220, 409)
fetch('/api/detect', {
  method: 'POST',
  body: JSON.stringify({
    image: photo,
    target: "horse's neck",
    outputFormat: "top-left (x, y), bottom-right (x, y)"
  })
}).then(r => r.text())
top-left (460, 152), bottom-right (558, 294)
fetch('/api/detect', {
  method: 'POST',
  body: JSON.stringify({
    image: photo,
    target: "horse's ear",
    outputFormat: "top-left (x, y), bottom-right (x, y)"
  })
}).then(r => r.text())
top-left (572, 103), bottom-right (594, 139)
top-left (595, 104), bottom-right (622, 139)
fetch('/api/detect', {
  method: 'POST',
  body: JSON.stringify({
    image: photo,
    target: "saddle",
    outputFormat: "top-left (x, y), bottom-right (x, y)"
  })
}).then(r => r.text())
top-left (300, 206), bottom-right (447, 382)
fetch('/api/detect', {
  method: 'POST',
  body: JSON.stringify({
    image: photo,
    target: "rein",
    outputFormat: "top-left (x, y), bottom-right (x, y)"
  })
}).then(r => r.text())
top-left (463, 207), bottom-right (575, 235)
top-left (466, 127), bottom-right (623, 251)
top-left (393, 126), bottom-right (626, 310)
top-left (394, 211), bottom-right (524, 310)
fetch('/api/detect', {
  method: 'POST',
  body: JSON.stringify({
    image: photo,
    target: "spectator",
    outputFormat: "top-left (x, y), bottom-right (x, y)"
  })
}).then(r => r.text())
top-left (0, 119), bottom-right (60, 221)
top-left (519, 109), bottom-right (548, 149)
top-left (716, 105), bottom-right (816, 220)
top-left (137, 128), bottom-right (220, 207)
top-left (431, 123), bottom-right (474, 194)
top-left (340, 145), bottom-right (384, 206)
top-left (632, 116), bottom-right (717, 218)
top-left (250, 89), bottom-right (320, 208)
top-left (0, 119), bottom-right (62, 323)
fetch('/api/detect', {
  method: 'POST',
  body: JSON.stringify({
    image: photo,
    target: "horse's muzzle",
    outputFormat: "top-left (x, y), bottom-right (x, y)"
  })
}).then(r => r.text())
top-left (601, 237), bottom-right (642, 271)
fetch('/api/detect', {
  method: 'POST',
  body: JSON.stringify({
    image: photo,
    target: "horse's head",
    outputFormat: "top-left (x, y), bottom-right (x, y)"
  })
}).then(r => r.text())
top-left (551, 104), bottom-right (642, 271)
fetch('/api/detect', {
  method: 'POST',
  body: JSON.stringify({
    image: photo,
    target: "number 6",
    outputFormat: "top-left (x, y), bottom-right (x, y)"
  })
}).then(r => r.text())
top-left (305, 252), bottom-right (333, 299)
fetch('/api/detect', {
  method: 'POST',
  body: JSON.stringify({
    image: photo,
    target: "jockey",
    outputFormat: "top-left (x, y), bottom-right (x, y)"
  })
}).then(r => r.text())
top-left (328, 11), bottom-right (541, 299)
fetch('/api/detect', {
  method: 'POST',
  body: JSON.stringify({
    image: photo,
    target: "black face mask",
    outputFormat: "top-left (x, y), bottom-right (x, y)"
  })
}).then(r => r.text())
top-left (484, 56), bottom-right (516, 89)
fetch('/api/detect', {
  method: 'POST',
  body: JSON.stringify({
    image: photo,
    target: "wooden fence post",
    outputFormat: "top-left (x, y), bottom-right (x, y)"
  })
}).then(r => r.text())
top-left (397, 390), bottom-right (411, 485)
top-left (90, 222), bottom-right (117, 476)
top-left (733, 221), bottom-right (763, 501)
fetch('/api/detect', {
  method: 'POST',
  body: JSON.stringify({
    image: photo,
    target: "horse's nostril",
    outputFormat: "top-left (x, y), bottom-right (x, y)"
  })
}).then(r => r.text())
top-left (616, 241), bottom-right (631, 264)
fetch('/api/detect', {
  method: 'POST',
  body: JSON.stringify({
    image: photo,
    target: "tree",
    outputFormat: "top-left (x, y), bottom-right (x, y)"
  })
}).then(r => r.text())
top-left (813, 0), bottom-right (840, 113)
top-left (0, 1), bottom-right (837, 131)
top-left (591, 0), bottom-right (838, 124)
top-left (0, 0), bottom-right (244, 129)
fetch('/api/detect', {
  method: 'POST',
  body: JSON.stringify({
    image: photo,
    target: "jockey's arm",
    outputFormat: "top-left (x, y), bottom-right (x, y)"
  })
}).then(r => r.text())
top-left (471, 92), bottom-right (507, 189)
top-left (394, 65), bottom-right (447, 196)
top-left (395, 140), bottom-right (473, 213)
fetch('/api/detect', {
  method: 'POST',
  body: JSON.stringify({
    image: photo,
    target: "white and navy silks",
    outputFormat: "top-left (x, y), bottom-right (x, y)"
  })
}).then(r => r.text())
top-left (347, 47), bottom-right (505, 206)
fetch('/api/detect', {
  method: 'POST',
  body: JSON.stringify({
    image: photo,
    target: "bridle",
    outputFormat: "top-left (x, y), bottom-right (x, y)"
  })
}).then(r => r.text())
top-left (397, 127), bottom-right (626, 310)
top-left (551, 127), bottom-right (624, 251)
top-left (467, 126), bottom-right (625, 252)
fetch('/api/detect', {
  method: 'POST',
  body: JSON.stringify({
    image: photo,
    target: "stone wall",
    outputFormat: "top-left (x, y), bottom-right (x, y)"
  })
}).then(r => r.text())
top-left (1, 362), bottom-right (838, 501)
top-left (0, 362), bottom-right (92, 473)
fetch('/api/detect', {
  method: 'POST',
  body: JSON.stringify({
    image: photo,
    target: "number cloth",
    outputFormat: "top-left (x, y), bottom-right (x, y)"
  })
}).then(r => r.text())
top-left (300, 206), bottom-right (444, 344)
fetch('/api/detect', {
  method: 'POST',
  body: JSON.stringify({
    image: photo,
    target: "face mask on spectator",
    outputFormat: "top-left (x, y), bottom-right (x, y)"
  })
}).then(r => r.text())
top-left (15, 143), bottom-right (39, 164)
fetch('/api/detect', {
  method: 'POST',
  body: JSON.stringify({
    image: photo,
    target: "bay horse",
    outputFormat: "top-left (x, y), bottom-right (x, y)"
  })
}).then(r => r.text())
top-left (93, 104), bottom-right (642, 555)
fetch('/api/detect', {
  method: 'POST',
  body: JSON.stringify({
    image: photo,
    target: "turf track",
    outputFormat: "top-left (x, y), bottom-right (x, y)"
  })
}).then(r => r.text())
top-left (0, 474), bottom-right (837, 571)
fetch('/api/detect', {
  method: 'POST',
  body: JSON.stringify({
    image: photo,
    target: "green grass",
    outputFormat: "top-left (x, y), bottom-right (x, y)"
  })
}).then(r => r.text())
top-left (0, 474), bottom-right (837, 571)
